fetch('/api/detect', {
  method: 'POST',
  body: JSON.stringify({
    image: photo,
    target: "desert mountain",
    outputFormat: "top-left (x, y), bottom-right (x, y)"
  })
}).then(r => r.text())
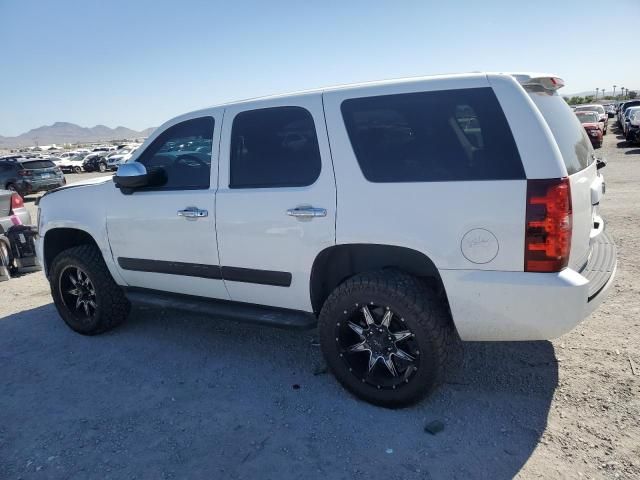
top-left (0, 122), bottom-right (155, 148)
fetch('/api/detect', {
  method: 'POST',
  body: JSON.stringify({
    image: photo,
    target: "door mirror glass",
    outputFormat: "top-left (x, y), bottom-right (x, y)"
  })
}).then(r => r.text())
top-left (114, 162), bottom-right (166, 194)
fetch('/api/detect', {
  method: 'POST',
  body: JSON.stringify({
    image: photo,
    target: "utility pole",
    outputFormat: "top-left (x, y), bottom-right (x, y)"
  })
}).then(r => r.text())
top-left (595, 88), bottom-right (599, 100)
top-left (613, 85), bottom-right (617, 100)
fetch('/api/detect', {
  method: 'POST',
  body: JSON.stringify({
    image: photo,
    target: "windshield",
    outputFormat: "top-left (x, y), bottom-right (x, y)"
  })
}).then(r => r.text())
top-left (575, 105), bottom-right (604, 114)
top-left (527, 87), bottom-right (593, 175)
top-left (576, 112), bottom-right (599, 123)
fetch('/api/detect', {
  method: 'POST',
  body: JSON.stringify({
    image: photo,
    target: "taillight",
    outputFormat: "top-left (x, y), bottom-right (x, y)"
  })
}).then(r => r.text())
top-left (10, 192), bottom-right (24, 212)
top-left (525, 178), bottom-right (572, 272)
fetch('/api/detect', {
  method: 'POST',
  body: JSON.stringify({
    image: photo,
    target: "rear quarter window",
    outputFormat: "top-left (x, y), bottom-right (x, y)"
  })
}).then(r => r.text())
top-left (340, 87), bottom-right (524, 183)
top-left (527, 88), bottom-right (593, 175)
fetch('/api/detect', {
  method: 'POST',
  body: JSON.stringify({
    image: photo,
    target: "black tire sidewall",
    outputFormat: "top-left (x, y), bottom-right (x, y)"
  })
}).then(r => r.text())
top-left (49, 246), bottom-right (127, 335)
top-left (319, 274), bottom-right (447, 408)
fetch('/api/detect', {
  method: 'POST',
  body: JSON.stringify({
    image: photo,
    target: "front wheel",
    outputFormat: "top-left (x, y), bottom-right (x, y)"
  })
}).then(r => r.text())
top-left (318, 270), bottom-right (452, 408)
top-left (49, 245), bottom-right (130, 335)
top-left (74, 166), bottom-right (82, 173)
top-left (98, 162), bottom-right (107, 173)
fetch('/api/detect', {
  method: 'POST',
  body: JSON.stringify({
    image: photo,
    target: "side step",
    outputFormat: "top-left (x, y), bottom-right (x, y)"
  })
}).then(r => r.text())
top-left (124, 288), bottom-right (317, 330)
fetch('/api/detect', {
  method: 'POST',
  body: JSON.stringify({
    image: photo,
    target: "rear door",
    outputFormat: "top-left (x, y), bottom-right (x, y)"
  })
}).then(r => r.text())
top-left (526, 89), bottom-right (601, 269)
top-left (216, 94), bottom-right (336, 312)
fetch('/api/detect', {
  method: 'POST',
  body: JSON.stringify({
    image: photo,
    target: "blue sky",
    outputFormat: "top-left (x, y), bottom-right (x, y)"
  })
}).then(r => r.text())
top-left (1, 0), bottom-right (638, 136)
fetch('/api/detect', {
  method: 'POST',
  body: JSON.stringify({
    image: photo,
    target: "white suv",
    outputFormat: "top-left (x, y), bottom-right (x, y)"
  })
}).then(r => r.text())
top-left (36, 73), bottom-right (617, 407)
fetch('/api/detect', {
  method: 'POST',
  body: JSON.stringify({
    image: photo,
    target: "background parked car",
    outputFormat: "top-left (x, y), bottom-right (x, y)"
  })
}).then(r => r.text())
top-left (105, 147), bottom-right (138, 171)
top-left (617, 100), bottom-right (640, 127)
top-left (57, 154), bottom-right (86, 173)
top-left (0, 158), bottom-right (66, 197)
top-left (604, 104), bottom-right (616, 118)
top-left (0, 188), bottom-right (30, 230)
top-left (626, 109), bottom-right (640, 144)
top-left (574, 104), bottom-right (608, 134)
top-left (623, 106), bottom-right (640, 139)
top-left (82, 152), bottom-right (109, 172)
top-left (575, 111), bottom-right (603, 148)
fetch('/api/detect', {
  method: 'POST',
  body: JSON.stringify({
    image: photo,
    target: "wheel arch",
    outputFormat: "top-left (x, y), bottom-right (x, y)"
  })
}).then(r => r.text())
top-left (43, 227), bottom-right (100, 276)
top-left (310, 243), bottom-right (448, 315)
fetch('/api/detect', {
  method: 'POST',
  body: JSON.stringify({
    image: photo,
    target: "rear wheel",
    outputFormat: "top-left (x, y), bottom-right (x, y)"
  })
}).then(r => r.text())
top-left (50, 245), bottom-right (130, 335)
top-left (319, 270), bottom-right (452, 408)
top-left (74, 166), bottom-right (82, 173)
top-left (98, 162), bottom-right (107, 173)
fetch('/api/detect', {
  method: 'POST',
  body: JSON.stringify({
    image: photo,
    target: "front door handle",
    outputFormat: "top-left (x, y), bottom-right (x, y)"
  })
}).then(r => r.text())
top-left (177, 207), bottom-right (208, 218)
top-left (286, 206), bottom-right (327, 218)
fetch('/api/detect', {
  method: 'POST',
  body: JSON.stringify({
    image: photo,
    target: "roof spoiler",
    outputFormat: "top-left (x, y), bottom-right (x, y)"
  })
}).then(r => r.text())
top-left (510, 74), bottom-right (565, 91)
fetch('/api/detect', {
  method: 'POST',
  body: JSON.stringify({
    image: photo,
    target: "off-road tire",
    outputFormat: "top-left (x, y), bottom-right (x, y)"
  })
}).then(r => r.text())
top-left (50, 244), bottom-right (130, 335)
top-left (318, 269), bottom-right (452, 408)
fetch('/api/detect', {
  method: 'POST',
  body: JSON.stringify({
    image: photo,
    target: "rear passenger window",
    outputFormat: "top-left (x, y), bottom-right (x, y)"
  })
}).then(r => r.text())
top-left (137, 117), bottom-right (214, 190)
top-left (230, 106), bottom-right (321, 188)
top-left (341, 88), bottom-right (525, 182)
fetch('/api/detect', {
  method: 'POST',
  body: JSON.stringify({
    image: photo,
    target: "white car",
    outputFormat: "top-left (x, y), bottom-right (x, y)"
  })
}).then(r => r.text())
top-left (56, 154), bottom-right (86, 173)
top-left (35, 72), bottom-right (617, 407)
top-left (105, 148), bottom-right (138, 171)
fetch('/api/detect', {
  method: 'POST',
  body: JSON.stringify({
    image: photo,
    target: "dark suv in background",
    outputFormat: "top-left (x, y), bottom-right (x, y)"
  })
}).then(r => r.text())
top-left (0, 158), bottom-right (66, 197)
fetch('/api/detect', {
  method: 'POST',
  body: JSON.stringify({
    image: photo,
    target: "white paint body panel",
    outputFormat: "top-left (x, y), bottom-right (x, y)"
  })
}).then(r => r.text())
top-left (322, 74), bottom-right (527, 272)
top-left (216, 94), bottom-right (336, 311)
top-left (105, 108), bottom-right (228, 299)
top-left (35, 72), bottom-right (616, 341)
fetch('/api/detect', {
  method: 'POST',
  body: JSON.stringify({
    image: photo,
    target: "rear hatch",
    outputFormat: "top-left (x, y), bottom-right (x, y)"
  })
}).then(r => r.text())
top-left (19, 160), bottom-right (59, 181)
top-left (526, 87), bottom-right (601, 270)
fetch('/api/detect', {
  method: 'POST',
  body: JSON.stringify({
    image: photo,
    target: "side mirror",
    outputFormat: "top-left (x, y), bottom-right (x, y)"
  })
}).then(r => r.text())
top-left (596, 158), bottom-right (607, 170)
top-left (113, 162), bottom-right (166, 194)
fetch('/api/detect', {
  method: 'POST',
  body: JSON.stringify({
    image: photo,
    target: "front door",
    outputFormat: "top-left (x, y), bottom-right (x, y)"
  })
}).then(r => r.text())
top-left (106, 112), bottom-right (229, 300)
top-left (216, 95), bottom-right (336, 311)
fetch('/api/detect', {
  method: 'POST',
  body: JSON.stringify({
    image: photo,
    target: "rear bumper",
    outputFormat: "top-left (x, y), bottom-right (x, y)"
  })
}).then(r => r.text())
top-left (441, 231), bottom-right (617, 341)
top-left (22, 178), bottom-right (66, 195)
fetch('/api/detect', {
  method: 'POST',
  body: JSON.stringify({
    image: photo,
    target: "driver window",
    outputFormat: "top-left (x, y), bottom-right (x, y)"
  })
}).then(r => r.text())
top-left (137, 116), bottom-right (214, 190)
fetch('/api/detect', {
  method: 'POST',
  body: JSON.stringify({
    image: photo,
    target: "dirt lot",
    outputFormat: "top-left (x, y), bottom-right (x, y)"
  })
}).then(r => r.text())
top-left (1, 130), bottom-right (639, 480)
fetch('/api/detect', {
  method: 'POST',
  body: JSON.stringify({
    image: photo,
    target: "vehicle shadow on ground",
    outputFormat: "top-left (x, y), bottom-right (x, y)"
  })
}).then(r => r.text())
top-left (625, 149), bottom-right (640, 155)
top-left (0, 304), bottom-right (558, 480)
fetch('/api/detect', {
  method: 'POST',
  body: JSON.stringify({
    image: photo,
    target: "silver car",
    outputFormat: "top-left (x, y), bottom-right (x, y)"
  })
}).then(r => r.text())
top-left (0, 188), bottom-right (32, 277)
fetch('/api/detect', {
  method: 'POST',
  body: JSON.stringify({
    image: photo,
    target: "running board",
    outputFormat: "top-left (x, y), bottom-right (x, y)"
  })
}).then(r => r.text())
top-left (124, 288), bottom-right (317, 330)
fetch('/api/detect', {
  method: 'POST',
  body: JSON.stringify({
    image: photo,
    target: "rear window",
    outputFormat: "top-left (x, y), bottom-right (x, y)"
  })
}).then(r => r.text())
top-left (340, 87), bottom-right (524, 182)
top-left (20, 160), bottom-right (55, 169)
top-left (575, 105), bottom-right (604, 114)
top-left (527, 88), bottom-right (593, 175)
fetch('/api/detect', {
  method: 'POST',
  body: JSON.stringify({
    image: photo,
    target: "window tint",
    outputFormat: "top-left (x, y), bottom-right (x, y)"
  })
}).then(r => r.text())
top-left (230, 106), bottom-right (321, 188)
top-left (20, 160), bottom-right (55, 169)
top-left (137, 117), bottom-right (214, 190)
top-left (341, 88), bottom-right (524, 183)
top-left (527, 88), bottom-right (593, 175)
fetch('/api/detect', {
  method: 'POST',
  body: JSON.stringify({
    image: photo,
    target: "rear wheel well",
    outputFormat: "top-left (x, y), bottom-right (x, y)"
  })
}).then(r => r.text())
top-left (310, 244), bottom-right (448, 315)
top-left (44, 228), bottom-right (98, 275)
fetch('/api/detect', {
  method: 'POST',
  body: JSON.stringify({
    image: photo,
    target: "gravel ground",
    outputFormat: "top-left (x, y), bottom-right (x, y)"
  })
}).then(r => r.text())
top-left (1, 130), bottom-right (639, 480)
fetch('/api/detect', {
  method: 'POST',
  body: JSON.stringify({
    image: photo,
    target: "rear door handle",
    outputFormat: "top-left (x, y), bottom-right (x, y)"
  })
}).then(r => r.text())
top-left (177, 207), bottom-right (208, 218)
top-left (286, 206), bottom-right (327, 218)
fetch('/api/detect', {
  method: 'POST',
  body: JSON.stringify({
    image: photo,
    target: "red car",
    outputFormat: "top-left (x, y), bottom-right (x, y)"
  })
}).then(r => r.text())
top-left (575, 111), bottom-right (603, 148)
